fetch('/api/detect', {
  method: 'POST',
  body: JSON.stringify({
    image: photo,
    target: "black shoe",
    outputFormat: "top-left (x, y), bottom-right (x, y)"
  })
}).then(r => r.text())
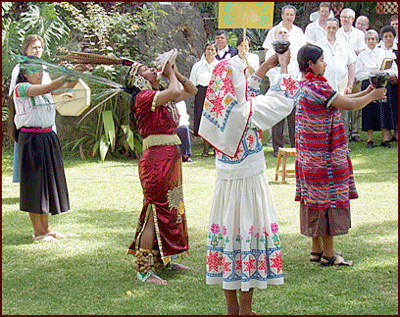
top-left (366, 141), bottom-right (374, 148)
top-left (381, 141), bottom-right (393, 148)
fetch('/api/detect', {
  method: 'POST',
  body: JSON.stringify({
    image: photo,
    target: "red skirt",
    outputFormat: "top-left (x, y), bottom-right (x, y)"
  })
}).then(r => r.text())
top-left (128, 145), bottom-right (189, 264)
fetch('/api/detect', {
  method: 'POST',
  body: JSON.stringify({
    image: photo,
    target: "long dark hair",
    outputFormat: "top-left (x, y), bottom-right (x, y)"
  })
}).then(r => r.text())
top-left (297, 44), bottom-right (323, 73)
top-left (9, 56), bottom-right (42, 142)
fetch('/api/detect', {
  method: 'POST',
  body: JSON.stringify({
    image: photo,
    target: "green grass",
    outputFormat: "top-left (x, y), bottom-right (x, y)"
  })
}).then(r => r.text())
top-left (2, 132), bottom-right (398, 315)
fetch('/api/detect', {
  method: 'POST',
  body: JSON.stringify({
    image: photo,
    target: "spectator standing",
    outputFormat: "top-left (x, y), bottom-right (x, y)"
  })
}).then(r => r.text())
top-left (234, 34), bottom-right (260, 76)
top-left (262, 5), bottom-right (306, 56)
top-left (379, 25), bottom-right (398, 142)
top-left (355, 15), bottom-right (370, 33)
top-left (266, 26), bottom-right (299, 156)
top-left (337, 8), bottom-right (367, 143)
top-left (305, 2), bottom-right (332, 45)
top-left (214, 29), bottom-right (238, 61)
top-left (189, 42), bottom-right (218, 156)
top-left (390, 15), bottom-right (398, 49)
top-left (355, 29), bottom-right (398, 148)
top-left (337, 8), bottom-right (367, 56)
top-left (176, 100), bottom-right (193, 162)
top-left (316, 18), bottom-right (356, 142)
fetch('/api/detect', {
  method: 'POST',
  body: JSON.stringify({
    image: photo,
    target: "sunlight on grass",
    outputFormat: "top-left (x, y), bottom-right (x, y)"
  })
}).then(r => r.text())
top-left (2, 132), bottom-right (398, 315)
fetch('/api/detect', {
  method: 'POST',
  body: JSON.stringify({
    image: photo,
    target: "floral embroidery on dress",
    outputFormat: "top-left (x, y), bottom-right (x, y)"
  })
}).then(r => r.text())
top-left (206, 223), bottom-right (283, 282)
top-left (167, 184), bottom-right (185, 223)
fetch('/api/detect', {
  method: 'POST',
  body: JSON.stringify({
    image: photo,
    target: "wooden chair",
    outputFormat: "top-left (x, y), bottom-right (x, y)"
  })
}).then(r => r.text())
top-left (275, 147), bottom-right (296, 183)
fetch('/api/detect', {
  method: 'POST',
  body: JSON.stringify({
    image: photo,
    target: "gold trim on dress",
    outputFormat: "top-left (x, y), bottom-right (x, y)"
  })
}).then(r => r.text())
top-left (142, 134), bottom-right (181, 151)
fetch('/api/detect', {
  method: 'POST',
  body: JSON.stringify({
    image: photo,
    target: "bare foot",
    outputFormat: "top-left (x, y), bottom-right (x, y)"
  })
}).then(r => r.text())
top-left (146, 274), bottom-right (167, 285)
top-left (168, 263), bottom-right (190, 270)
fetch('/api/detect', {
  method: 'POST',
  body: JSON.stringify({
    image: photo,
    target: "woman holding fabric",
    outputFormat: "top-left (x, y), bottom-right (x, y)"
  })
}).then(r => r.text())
top-left (125, 56), bottom-right (197, 285)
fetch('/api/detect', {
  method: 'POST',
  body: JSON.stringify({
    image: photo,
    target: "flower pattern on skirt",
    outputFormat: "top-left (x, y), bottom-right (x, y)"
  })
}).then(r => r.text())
top-left (207, 222), bottom-right (283, 288)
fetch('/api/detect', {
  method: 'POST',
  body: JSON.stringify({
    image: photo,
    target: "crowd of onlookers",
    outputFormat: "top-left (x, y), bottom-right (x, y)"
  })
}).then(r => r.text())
top-left (185, 3), bottom-right (398, 161)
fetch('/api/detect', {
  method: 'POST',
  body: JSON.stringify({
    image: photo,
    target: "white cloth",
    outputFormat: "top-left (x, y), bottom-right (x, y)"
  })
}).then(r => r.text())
top-left (337, 27), bottom-right (367, 52)
top-left (199, 56), bottom-right (300, 179)
top-left (206, 172), bottom-right (284, 291)
top-left (355, 46), bottom-right (398, 81)
top-left (176, 100), bottom-right (190, 127)
top-left (189, 57), bottom-right (219, 87)
top-left (262, 22), bottom-right (306, 52)
top-left (13, 83), bottom-right (56, 129)
top-left (217, 45), bottom-right (230, 60)
top-left (304, 20), bottom-right (327, 44)
top-left (315, 37), bottom-right (357, 91)
top-left (230, 54), bottom-right (260, 78)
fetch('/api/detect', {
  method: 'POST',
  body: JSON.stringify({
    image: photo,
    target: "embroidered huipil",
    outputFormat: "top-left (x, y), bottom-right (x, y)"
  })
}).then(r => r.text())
top-left (295, 73), bottom-right (359, 210)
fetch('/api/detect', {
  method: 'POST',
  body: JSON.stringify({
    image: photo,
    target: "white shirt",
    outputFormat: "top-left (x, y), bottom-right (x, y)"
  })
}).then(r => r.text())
top-left (231, 53), bottom-right (260, 77)
top-left (265, 46), bottom-right (301, 82)
top-left (305, 20), bottom-right (327, 44)
top-left (13, 82), bottom-right (56, 129)
top-left (176, 100), bottom-right (190, 127)
top-left (337, 26), bottom-right (367, 53)
top-left (262, 22), bottom-right (306, 52)
top-left (189, 57), bottom-right (219, 87)
top-left (355, 46), bottom-right (398, 81)
top-left (217, 45), bottom-right (232, 60)
top-left (315, 37), bottom-right (357, 91)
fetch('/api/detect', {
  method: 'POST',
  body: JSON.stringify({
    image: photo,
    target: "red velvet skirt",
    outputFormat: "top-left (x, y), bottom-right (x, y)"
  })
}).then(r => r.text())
top-left (128, 145), bottom-right (189, 264)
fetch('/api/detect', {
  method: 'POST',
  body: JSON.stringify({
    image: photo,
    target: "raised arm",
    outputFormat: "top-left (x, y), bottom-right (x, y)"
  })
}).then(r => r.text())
top-left (154, 62), bottom-right (183, 107)
top-left (172, 63), bottom-right (198, 102)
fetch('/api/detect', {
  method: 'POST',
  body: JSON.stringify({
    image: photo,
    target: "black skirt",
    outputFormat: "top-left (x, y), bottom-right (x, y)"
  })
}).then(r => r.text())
top-left (361, 79), bottom-right (398, 131)
top-left (18, 130), bottom-right (70, 215)
top-left (193, 85), bottom-right (208, 136)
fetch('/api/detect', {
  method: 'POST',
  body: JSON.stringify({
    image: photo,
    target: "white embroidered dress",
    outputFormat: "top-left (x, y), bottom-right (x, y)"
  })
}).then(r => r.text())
top-left (199, 57), bottom-right (300, 291)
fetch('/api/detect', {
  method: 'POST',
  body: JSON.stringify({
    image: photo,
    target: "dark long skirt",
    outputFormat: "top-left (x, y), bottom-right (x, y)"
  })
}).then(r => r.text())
top-left (18, 130), bottom-right (70, 215)
top-left (361, 79), bottom-right (398, 131)
top-left (128, 145), bottom-right (189, 265)
top-left (193, 85), bottom-right (207, 136)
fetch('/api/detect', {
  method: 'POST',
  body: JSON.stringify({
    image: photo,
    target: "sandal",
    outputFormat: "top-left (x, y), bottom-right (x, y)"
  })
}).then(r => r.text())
top-left (320, 255), bottom-right (354, 267)
top-left (310, 252), bottom-right (323, 262)
top-left (310, 251), bottom-right (342, 262)
top-left (136, 270), bottom-right (167, 285)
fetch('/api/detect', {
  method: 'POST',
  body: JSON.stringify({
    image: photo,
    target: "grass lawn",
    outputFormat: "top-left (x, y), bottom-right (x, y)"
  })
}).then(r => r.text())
top-left (2, 132), bottom-right (398, 315)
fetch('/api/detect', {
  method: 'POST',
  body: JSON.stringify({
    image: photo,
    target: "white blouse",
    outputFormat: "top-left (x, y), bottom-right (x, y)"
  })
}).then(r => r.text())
top-left (189, 57), bottom-right (219, 87)
top-left (355, 46), bottom-right (398, 82)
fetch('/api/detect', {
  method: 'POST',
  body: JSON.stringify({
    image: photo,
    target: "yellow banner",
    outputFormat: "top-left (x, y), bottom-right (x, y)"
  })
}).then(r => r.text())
top-left (218, 2), bottom-right (274, 29)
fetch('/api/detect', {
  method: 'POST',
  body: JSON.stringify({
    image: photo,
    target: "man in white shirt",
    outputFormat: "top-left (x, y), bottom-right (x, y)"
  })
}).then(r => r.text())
top-left (337, 8), bottom-right (367, 142)
top-left (305, 2), bottom-right (331, 44)
top-left (266, 26), bottom-right (299, 156)
top-left (337, 8), bottom-right (366, 56)
top-left (262, 5), bottom-right (306, 56)
top-left (390, 15), bottom-right (398, 49)
top-left (355, 15), bottom-right (370, 33)
top-left (316, 17), bottom-right (356, 142)
top-left (214, 29), bottom-right (238, 61)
